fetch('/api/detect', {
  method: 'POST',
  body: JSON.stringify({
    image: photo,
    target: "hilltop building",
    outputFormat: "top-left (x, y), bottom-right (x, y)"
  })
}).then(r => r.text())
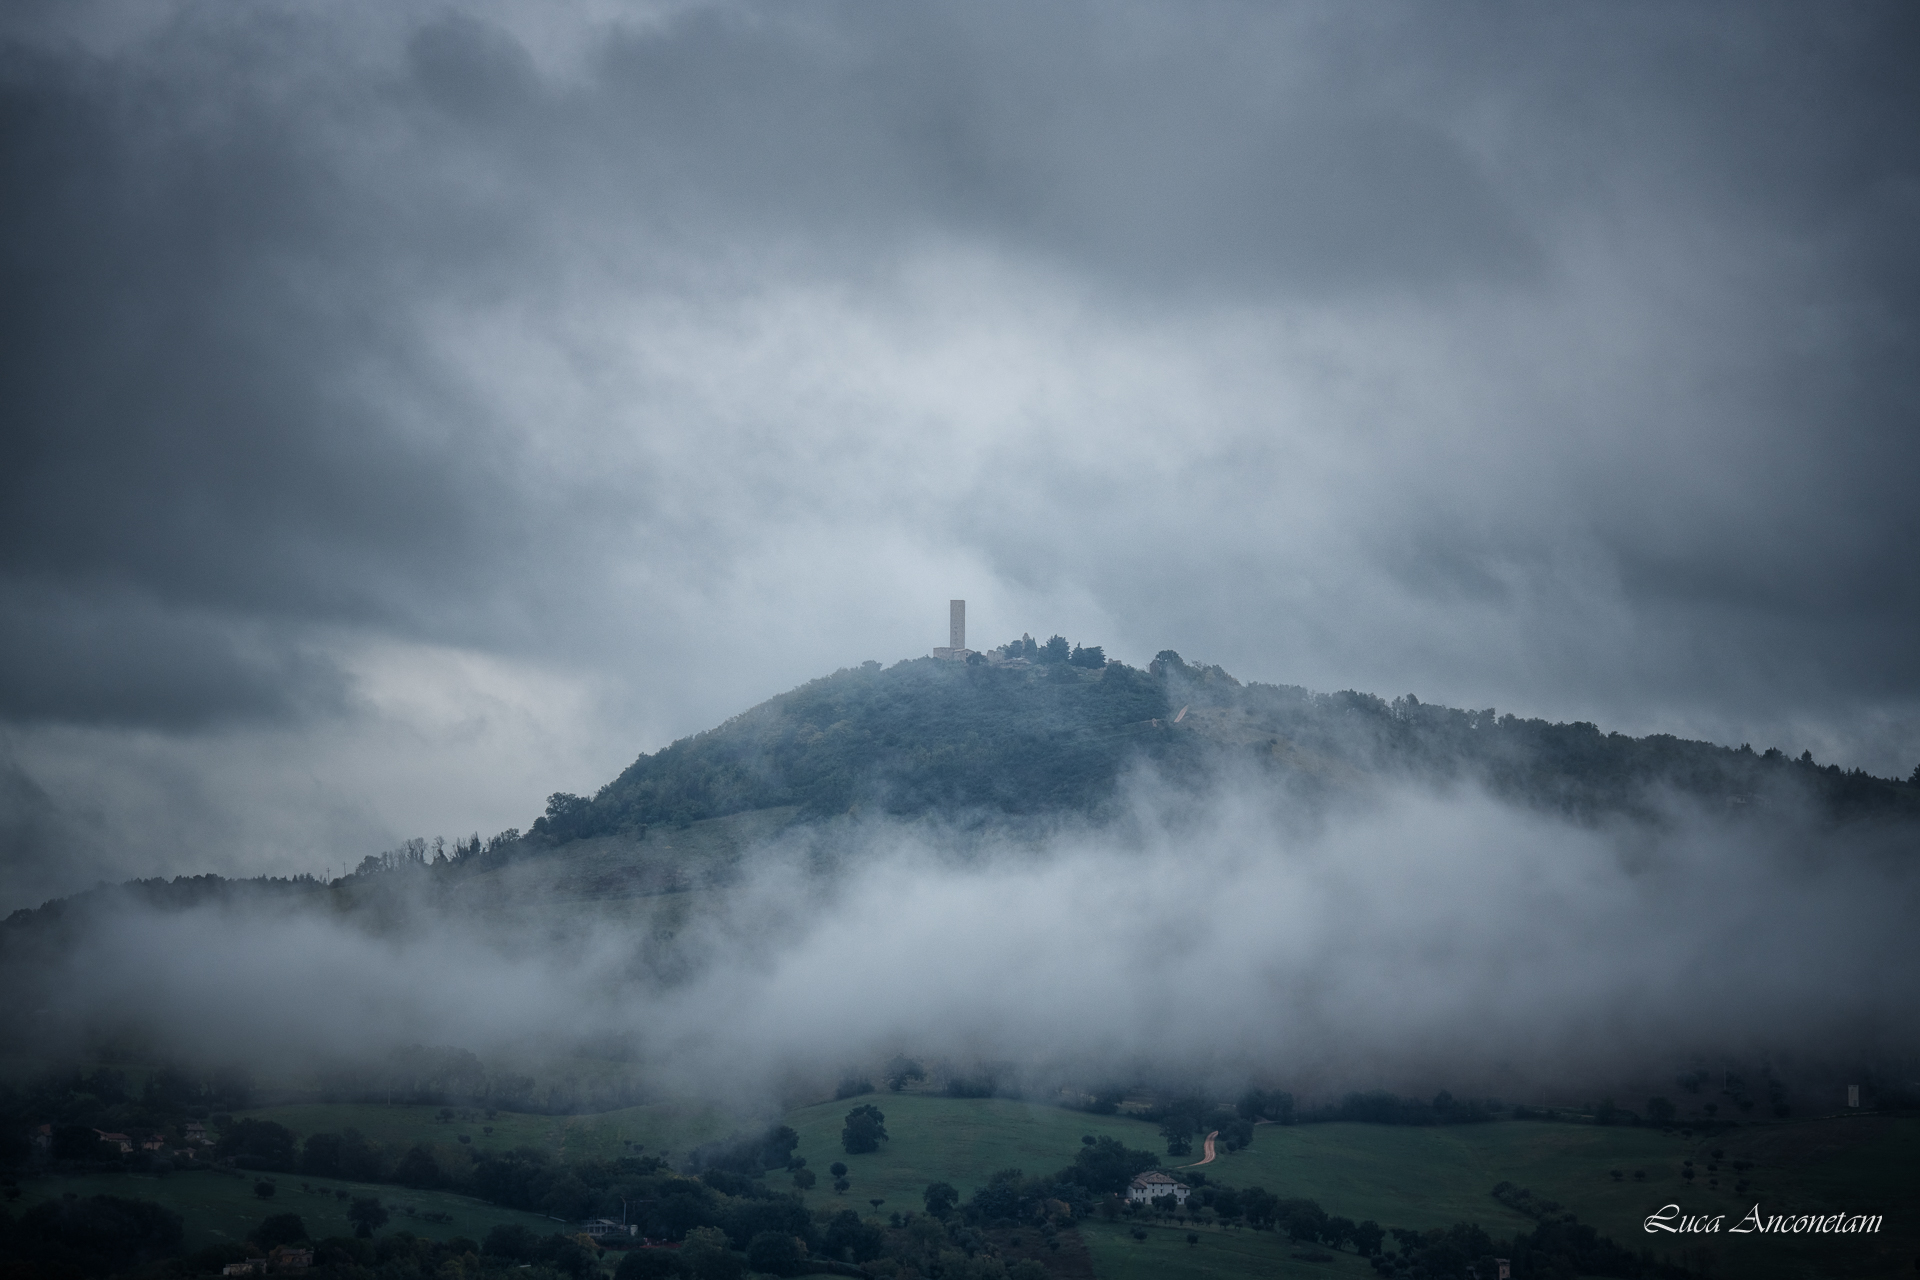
top-left (933, 601), bottom-right (1035, 666)
top-left (932, 599), bottom-right (971, 660)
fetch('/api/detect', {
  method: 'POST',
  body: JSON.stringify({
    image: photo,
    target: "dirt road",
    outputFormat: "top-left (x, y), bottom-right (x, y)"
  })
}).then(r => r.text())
top-left (1179, 1129), bottom-right (1220, 1168)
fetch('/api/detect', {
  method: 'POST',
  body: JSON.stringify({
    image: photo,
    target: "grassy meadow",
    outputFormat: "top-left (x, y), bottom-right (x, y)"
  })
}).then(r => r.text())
top-left (12, 1165), bottom-right (556, 1251)
top-left (233, 1098), bottom-right (733, 1167)
top-left (1165, 1115), bottom-right (1918, 1279)
top-left (780, 1093), bottom-right (1169, 1213)
top-left (17, 1092), bottom-right (1913, 1278)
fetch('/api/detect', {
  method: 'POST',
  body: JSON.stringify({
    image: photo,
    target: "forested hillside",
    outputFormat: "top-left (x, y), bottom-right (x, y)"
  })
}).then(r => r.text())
top-left (8, 643), bottom-right (1916, 934)
top-left (527, 644), bottom-right (1920, 846)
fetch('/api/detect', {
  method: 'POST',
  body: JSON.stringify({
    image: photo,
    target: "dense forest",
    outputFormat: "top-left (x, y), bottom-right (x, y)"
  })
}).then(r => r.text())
top-left (527, 643), bottom-right (1920, 845)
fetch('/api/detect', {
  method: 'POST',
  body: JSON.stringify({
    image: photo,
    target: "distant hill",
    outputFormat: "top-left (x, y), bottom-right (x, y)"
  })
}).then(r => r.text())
top-left (7, 645), bottom-right (1914, 932)
top-left (525, 647), bottom-right (1920, 847)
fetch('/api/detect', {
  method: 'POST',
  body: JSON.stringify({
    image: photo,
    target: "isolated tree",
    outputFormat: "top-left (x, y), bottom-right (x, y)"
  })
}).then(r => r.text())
top-left (923, 1182), bottom-right (958, 1220)
top-left (792, 1167), bottom-right (816, 1191)
top-left (346, 1197), bottom-right (388, 1239)
top-left (841, 1105), bottom-right (888, 1154)
top-left (829, 1162), bottom-right (847, 1178)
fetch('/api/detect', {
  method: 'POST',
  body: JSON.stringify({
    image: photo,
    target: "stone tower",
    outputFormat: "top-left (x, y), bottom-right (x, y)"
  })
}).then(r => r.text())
top-left (934, 600), bottom-right (970, 660)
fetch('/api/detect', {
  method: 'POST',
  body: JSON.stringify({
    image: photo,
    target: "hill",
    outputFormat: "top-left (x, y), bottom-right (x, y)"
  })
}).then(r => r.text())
top-left (523, 645), bottom-right (1920, 849)
top-left (9, 642), bottom-right (1916, 933)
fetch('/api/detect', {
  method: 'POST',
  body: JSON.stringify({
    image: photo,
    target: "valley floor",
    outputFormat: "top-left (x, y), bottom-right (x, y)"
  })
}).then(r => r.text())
top-left (14, 1093), bottom-right (1914, 1279)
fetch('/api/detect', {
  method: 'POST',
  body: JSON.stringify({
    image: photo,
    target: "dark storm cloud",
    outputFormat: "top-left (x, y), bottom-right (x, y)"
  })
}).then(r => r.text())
top-left (0, 583), bottom-right (341, 725)
top-left (1, 0), bottom-right (1918, 898)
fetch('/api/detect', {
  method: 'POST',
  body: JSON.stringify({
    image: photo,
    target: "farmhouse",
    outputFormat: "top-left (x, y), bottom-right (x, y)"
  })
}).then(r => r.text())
top-left (93, 1129), bottom-right (134, 1154)
top-left (579, 1219), bottom-right (636, 1238)
top-left (1126, 1171), bottom-right (1190, 1205)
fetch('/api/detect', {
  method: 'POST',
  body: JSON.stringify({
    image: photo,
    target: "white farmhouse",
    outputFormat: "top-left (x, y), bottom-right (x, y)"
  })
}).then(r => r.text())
top-left (1126, 1171), bottom-right (1190, 1205)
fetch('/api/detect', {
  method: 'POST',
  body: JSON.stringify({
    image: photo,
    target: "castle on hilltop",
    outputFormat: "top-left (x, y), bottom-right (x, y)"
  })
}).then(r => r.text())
top-left (932, 599), bottom-right (970, 660)
top-left (933, 599), bottom-right (1032, 666)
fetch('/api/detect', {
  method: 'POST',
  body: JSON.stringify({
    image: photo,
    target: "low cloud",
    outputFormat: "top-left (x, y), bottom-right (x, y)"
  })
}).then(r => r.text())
top-left (10, 773), bottom-right (1915, 1109)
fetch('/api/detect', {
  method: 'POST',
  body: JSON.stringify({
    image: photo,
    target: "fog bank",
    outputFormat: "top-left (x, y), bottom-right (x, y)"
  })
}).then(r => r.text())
top-left (8, 776), bottom-right (1916, 1109)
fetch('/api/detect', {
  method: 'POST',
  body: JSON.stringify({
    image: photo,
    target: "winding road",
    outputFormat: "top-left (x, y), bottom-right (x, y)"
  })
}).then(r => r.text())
top-left (1180, 1129), bottom-right (1220, 1168)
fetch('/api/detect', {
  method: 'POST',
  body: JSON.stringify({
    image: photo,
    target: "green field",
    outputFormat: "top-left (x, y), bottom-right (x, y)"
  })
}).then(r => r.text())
top-left (22, 1095), bottom-right (1914, 1279)
top-left (1213, 1114), bottom-right (1917, 1279)
top-left (235, 1098), bottom-right (735, 1167)
top-left (781, 1093), bottom-right (1172, 1214)
top-left (12, 1166), bottom-right (558, 1251)
top-left (788, 1097), bottom-right (1915, 1279)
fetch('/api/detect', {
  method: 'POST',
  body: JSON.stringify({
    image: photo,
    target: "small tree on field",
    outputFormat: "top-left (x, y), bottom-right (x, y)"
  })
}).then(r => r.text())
top-left (923, 1183), bottom-right (958, 1220)
top-left (841, 1105), bottom-right (888, 1154)
top-left (346, 1197), bottom-right (388, 1239)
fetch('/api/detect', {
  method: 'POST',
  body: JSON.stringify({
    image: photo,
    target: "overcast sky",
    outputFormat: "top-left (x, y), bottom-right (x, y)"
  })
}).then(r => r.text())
top-left (3, 0), bottom-right (1917, 910)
